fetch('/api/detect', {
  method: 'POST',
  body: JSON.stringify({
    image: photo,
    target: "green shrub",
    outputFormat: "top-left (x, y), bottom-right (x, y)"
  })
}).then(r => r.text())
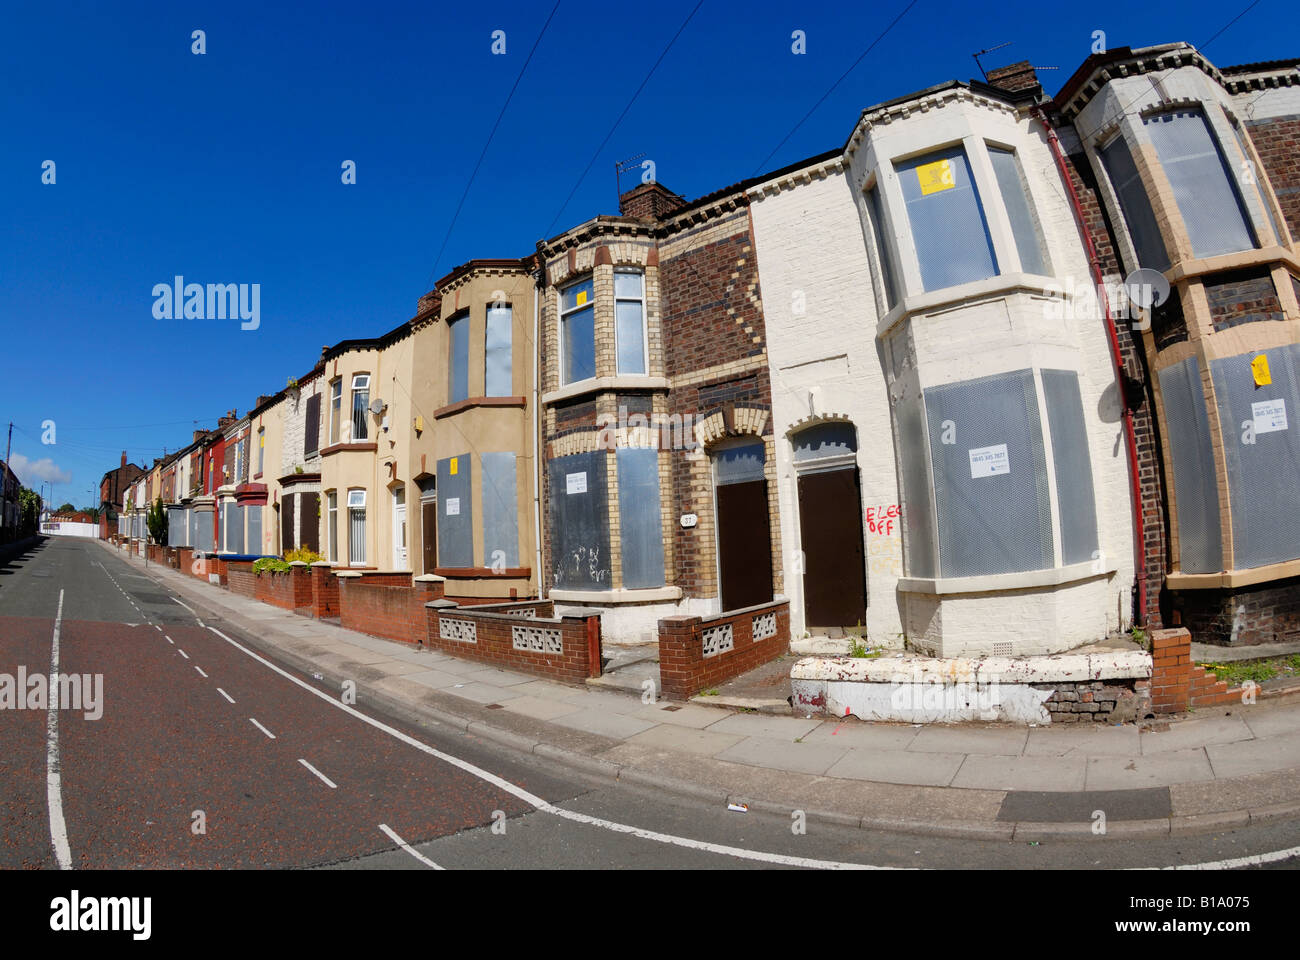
top-left (253, 557), bottom-right (292, 574)
top-left (285, 547), bottom-right (324, 564)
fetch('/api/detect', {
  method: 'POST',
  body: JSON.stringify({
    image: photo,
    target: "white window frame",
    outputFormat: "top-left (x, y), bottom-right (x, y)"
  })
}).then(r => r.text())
top-left (329, 378), bottom-right (342, 445)
top-left (350, 374), bottom-right (370, 441)
top-left (559, 277), bottom-right (596, 386)
top-left (613, 268), bottom-right (649, 376)
top-left (347, 488), bottom-right (366, 566)
top-left (256, 427), bottom-right (265, 476)
top-left (391, 486), bottom-right (407, 570)
top-left (326, 491), bottom-right (338, 564)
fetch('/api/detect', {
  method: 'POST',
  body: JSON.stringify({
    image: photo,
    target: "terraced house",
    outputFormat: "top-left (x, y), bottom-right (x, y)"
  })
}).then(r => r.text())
top-left (108, 40), bottom-right (1299, 661)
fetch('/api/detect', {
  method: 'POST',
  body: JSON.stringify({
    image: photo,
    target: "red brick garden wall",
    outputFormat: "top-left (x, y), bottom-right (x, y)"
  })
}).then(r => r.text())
top-left (658, 599), bottom-right (789, 700)
top-left (425, 605), bottom-right (601, 683)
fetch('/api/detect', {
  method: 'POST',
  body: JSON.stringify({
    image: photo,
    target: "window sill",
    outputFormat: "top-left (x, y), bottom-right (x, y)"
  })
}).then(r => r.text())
top-left (550, 586), bottom-right (681, 604)
top-left (433, 396), bottom-right (527, 419)
top-left (543, 375), bottom-right (669, 405)
top-left (1166, 558), bottom-right (1300, 590)
top-left (897, 560), bottom-right (1112, 596)
top-left (433, 566), bottom-right (532, 579)
top-left (320, 442), bottom-right (378, 456)
top-left (875, 272), bottom-right (1061, 339)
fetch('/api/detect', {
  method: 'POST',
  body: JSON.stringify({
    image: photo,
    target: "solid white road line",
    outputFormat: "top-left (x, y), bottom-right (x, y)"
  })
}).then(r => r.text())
top-left (298, 759), bottom-right (338, 789)
top-left (177, 649), bottom-right (190, 660)
top-left (217, 688), bottom-right (236, 704)
top-left (249, 718), bottom-right (276, 740)
top-left (170, 596), bottom-right (205, 628)
top-left (46, 590), bottom-right (72, 870)
top-left (194, 666), bottom-right (208, 678)
top-left (164, 635), bottom-right (174, 644)
top-left (206, 626), bottom-right (888, 871)
top-left (1142, 844), bottom-right (1300, 871)
top-left (379, 823), bottom-right (444, 870)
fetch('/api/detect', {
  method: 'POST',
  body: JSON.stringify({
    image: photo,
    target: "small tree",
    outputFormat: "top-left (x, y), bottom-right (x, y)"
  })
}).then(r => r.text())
top-left (146, 496), bottom-right (168, 545)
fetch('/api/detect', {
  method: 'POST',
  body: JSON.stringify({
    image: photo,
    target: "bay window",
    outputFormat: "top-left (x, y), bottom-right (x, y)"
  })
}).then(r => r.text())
top-left (614, 270), bottom-right (647, 375)
top-left (560, 278), bottom-right (596, 385)
top-left (449, 313), bottom-right (470, 403)
top-left (350, 374), bottom-right (370, 441)
top-left (485, 305), bottom-right (513, 396)
top-left (988, 145), bottom-right (1049, 276)
top-left (896, 145), bottom-right (998, 291)
top-left (329, 378), bottom-right (342, 444)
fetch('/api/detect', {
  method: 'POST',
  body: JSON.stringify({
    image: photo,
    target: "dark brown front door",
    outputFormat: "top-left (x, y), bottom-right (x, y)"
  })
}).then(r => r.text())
top-left (281, 495), bottom-right (295, 554)
top-left (798, 467), bottom-right (867, 629)
top-left (300, 493), bottom-right (320, 554)
top-left (421, 499), bottom-right (438, 574)
top-left (716, 479), bottom-right (773, 611)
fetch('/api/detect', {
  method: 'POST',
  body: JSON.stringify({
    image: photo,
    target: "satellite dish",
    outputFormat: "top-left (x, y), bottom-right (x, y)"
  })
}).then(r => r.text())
top-left (369, 398), bottom-right (386, 415)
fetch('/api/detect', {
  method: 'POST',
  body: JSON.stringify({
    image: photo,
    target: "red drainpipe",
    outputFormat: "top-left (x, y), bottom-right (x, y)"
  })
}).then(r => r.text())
top-left (1032, 104), bottom-right (1148, 625)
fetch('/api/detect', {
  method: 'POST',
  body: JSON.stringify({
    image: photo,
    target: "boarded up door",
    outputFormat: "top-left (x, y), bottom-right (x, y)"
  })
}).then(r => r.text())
top-left (713, 441), bottom-right (772, 611)
top-left (798, 467), bottom-right (867, 628)
top-left (281, 495), bottom-right (295, 554)
top-left (300, 493), bottom-right (320, 554)
top-left (422, 499), bottom-right (437, 574)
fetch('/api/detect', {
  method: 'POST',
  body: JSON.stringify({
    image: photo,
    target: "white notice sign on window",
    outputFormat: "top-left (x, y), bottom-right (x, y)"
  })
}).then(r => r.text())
top-left (1253, 399), bottom-right (1288, 434)
top-left (968, 444), bottom-right (1010, 478)
top-left (445, 497), bottom-right (460, 516)
top-left (566, 472), bottom-right (587, 495)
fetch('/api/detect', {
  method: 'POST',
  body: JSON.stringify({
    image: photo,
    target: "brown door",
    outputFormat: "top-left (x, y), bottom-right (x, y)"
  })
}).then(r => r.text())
top-left (798, 467), bottom-right (867, 629)
top-left (716, 479), bottom-right (773, 611)
top-left (421, 499), bottom-right (438, 574)
top-left (300, 493), bottom-right (320, 554)
top-left (281, 495), bottom-right (295, 554)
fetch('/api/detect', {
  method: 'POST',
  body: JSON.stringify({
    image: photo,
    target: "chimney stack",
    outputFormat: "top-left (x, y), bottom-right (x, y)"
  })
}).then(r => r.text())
top-left (618, 181), bottom-right (687, 222)
top-left (121, 451), bottom-right (127, 468)
top-left (985, 61), bottom-right (1041, 94)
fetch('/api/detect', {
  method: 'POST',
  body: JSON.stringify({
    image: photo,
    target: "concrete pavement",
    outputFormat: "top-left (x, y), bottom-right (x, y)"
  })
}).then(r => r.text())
top-left (104, 540), bottom-right (1300, 842)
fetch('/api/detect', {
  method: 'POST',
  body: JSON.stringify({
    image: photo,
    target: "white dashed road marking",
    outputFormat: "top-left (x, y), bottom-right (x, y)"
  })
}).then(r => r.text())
top-left (249, 718), bottom-right (276, 740)
top-left (298, 759), bottom-right (338, 789)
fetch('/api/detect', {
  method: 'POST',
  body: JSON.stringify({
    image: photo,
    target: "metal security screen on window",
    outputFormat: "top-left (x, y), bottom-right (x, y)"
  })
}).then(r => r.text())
top-left (449, 314), bottom-right (470, 403)
top-left (615, 270), bottom-right (646, 375)
top-left (617, 447), bottom-right (665, 588)
top-left (792, 422), bottom-right (857, 462)
top-left (896, 146), bottom-right (998, 291)
top-left (247, 506), bottom-right (262, 556)
top-left (560, 279), bottom-right (596, 384)
top-left (988, 146), bottom-right (1049, 276)
top-left (480, 451), bottom-right (519, 568)
top-left (437, 455), bottom-right (473, 568)
top-left (1211, 344), bottom-right (1300, 569)
top-left (1042, 370), bottom-right (1099, 565)
top-left (893, 384), bottom-right (936, 578)
top-left (924, 369), bottom-right (1053, 577)
top-left (1144, 109), bottom-right (1256, 260)
top-left (1158, 357), bottom-right (1222, 573)
top-left (865, 185), bottom-right (900, 309)
top-left (351, 375), bottom-right (369, 440)
top-left (347, 490), bottom-right (365, 565)
top-left (548, 451), bottom-right (610, 589)
top-left (329, 380), bottom-right (342, 444)
top-left (1099, 135), bottom-right (1170, 272)
top-left (485, 305), bottom-right (512, 397)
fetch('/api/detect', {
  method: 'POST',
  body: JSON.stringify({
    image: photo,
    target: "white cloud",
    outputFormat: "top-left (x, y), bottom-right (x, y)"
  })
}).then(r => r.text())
top-left (10, 453), bottom-right (73, 486)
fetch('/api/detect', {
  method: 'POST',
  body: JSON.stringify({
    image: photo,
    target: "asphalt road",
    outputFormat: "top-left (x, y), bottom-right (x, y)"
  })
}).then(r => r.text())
top-left (2, 536), bottom-right (1298, 871)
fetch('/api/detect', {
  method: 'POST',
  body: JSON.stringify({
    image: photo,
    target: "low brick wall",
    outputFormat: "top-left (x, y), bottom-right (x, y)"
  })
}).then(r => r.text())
top-left (253, 563), bottom-right (314, 612)
top-left (426, 603), bottom-right (601, 683)
top-left (339, 574), bottom-right (444, 645)
top-left (1032, 679), bottom-right (1149, 723)
top-left (308, 562), bottom-right (340, 618)
top-left (658, 600), bottom-right (790, 701)
top-left (226, 560), bottom-right (257, 599)
top-left (1151, 627), bottom-right (1239, 713)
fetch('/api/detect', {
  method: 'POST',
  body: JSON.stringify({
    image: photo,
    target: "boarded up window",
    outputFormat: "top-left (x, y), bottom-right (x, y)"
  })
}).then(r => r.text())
top-left (304, 393), bottom-right (320, 456)
top-left (247, 506), bottom-right (263, 556)
top-left (616, 447), bottom-right (664, 588)
top-left (549, 451), bottom-right (610, 589)
top-left (449, 313), bottom-right (470, 403)
top-left (1211, 344), bottom-right (1300, 569)
top-left (1158, 357), bottom-right (1222, 573)
top-left (1100, 134), bottom-right (1170, 272)
top-left (1042, 370), bottom-right (1099, 565)
top-left (485, 306), bottom-right (512, 397)
top-left (924, 369), bottom-right (1054, 577)
top-left (896, 146), bottom-right (998, 291)
top-left (480, 452), bottom-right (519, 568)
top-left (437, 454), bottom-right (474, 568)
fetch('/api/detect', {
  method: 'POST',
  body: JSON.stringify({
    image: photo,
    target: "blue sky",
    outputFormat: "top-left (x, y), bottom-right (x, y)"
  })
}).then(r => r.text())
top-left (1, 0), bottom-right (1291, 508)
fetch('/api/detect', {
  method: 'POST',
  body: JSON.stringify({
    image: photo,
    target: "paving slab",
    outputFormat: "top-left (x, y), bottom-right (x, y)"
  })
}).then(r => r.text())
top-left (441, 682), bottom-right (525, 705)
top-left (628, 702), bottom-right (734, 729)
top-left (499, 696), bottom-right (584, 722)
top-left (909, 725), bottom-right (1028, 757)
top-left (1024, 724), bottom-right (1141, 757)
top-left (950, 754), bottom-right (1087, 792)
top-left (1241, 704), bottom-right (1300, 739)
top-left (552, 708), bottom-right (658, 740)
top-left (462, 667), bottom-right (540, 687)
top-left (400, 668), bottom-right (471, 691)
top-left (714, 736), bottom-right (848, 776)
top-left (1205, 734), bottom-right (1300, 779)
top-left (1139, 715), bottom-right (1254, 755)
top-left (707, 713), bottom-right (822, 741)
top-left (1085, 748), bottom-right (1214, 791)
top-left (799, 719), bottom-right (920, 751)
top-left (625, 724), bottom-right (745, 757)
top-left (1170, 767), bottom-right (1300, 816)
top-left (823, 748), bottom-right (965, 787)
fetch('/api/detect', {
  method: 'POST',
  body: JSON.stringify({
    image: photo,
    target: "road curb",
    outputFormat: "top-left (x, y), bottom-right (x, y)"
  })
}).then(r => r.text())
top-left (105, 541), bottom-right (1300, 844)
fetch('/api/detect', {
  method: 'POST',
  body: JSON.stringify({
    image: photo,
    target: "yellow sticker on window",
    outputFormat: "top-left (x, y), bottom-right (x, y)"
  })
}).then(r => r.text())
top-left (450, 457), bottom-right (458, 476)
top-left (1252, 354), bottom-right (1272, 387)
top-left (575, 290), bottom-right (588, 306)
top-left (916, 158), bottom-right (956, 196)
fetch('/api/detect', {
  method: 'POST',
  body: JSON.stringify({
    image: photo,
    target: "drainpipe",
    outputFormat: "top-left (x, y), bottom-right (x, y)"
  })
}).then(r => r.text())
top-left (531, 264), bottom-right (545, 600)
top-left (1032, 104), bottom-right (1147, 626)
